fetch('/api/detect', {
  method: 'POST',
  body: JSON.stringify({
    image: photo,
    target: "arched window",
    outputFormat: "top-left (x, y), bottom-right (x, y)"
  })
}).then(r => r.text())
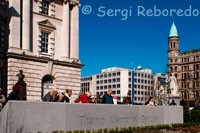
top-left (41, 75), bottom-right (54, 99)
top-left (174, 42), bottom-right (176, 48)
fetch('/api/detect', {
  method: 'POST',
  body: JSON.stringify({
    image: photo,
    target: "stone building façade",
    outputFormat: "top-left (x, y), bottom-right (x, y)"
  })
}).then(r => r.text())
top-left (168, 22), bottom-right (200, 104)
top-left (0, 0), bottom-right (83, 101)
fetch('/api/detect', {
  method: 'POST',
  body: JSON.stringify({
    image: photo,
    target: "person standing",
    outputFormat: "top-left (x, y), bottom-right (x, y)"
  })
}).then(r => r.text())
top-left (145, 96), bottom-right (154, 105)
top-left (77, 91), bottom-right (91, 103)
top-left (169, 100), bottom-right (176, 106)
top-left (61, 89), bottom-right (72, 103)
top-left (0, 88), bottom-right (6, 111)
top-left (102, 90), bottom-right (113, 104)
top-left (122, 92), bottom-right (132, 105)
top-left (8, 84), bottom-right (22, 101)
top-left (43, 90), bottom-right (59, 102)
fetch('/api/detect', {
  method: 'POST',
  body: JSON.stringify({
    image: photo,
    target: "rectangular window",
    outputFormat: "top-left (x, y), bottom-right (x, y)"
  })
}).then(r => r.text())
top-left (100, 75), bottom-right (103, 78)
top-left (41, 32), bottom-right (49, 53)
top-left (134, 91), bottom-right (137, 94)
top-left (108, 85), bottom-right (111, 89)
top-left (129, 72), bottom-right (132, 76)
top-left (117, 72), bottom-right (120, 76)
top-left (129, 78), bottom-right (131, 82)
top-left (112, 73), bottom-right (116, 76)
top-left (134, 85), bottom-right (137, 88)
top-left (113, 85), bottom-right (116, 88)
top-left (96, 75), bottom-right (99, 79)
top-left (113, 79), bottom-right (116, 82)
top-left (108, 73), bottom-right (111, 77)
top-left (104, 74), bottom-right (107, 78)
top-left (108, 79), bottom-right (111, 83)
top-left (117, 84), bottom-right (120, 88)
top-left (129, 84), bottom-right (131, 88)
top-left (117, 78), bottom-right (120, 82)
top-left (41, 0), bottom-right (50, 15)
top-left (104, 80), bottom-right (107, 83)
top-left (117, 90), bottom-right (120, 94)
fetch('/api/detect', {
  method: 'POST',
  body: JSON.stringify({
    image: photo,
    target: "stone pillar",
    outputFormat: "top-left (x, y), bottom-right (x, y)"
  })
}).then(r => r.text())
top-left (8, 0), bottom-right (21, 52)
top-left (22, 0), bottom-right (31, 51)
top-left (70, 3), bottom-right (79, 60)
top-left (60, 1), bottom-right (70, 61)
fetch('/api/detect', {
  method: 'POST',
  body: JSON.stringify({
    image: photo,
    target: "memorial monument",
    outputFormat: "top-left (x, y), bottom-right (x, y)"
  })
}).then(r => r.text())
top-left (168, 73), bottom-right (180, 105)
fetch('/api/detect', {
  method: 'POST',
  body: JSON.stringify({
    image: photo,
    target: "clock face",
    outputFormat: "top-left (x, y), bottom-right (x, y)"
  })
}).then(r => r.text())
top-left (174, 53), bottom-right (178, 56)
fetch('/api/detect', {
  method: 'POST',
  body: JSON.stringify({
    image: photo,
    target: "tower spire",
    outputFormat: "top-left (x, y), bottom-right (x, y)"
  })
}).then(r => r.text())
top-left (169, 22), bottom-right (178, 37)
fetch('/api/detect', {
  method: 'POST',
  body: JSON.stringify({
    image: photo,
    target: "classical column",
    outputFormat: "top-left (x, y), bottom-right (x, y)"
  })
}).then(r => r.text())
top-left (8, 0), bottom-right (21, 51)
top-left (70, 2), bottom-right (79, 60)
top-left (60, 1), bottom-right (70, 61)
top-left (22, 0), bottom-right (31, 51)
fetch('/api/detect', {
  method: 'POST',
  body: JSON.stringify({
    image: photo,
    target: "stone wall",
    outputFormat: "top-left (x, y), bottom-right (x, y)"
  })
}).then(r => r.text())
top-left (7, 57), bottom-right (81, 101)
top-left (0, 101), bottom-right (183, 133)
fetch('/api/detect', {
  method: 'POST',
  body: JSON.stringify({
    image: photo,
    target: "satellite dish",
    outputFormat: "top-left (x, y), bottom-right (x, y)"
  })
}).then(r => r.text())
top-left (137, 66), bottom-right (142, 70)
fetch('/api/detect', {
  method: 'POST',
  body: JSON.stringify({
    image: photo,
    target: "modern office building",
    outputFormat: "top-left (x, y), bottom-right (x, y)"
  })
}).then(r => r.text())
top-left (0, 0), bottom-right (83, 101)
top-left (167, 22), bottom-right (200, 105)
top-left (133, 69), bottom-right (154, 104)
top-left (81, 67), bottom-right (154, 104)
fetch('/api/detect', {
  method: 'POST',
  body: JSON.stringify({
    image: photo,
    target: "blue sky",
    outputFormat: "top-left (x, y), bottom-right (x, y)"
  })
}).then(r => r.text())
top-left (79, 0), bottom-right (200, 77)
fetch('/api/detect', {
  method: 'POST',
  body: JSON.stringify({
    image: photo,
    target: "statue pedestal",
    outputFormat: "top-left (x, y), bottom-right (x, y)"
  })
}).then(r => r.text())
top-left (16, 83), bottom-right (27, 100)
top-left (169, 96), bottom-right (180, 106)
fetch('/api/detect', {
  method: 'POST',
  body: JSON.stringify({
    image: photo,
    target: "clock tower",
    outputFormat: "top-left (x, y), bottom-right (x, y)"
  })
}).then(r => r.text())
top-left (168, 22), bottom-right (179, 57)
top-left (167, 22), bottom-right (180, 77)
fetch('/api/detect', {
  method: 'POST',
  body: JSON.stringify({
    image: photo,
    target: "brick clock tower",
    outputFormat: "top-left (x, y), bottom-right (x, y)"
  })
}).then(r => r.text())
top-left (168, 22), bottom-right (180, 75)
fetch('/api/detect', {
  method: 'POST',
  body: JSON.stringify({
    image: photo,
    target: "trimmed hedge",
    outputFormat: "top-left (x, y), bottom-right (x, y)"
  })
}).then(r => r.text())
top-left (184, 109), bottom-right (200, 123)
top-left (51, 124), bottom-right (197, 133)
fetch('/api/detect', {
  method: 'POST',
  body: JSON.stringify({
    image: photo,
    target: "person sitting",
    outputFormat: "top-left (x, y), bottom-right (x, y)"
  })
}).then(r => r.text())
top-left (122, 92), bottom-right (132, 105)
top-left (0, 88), bottom-right (6, 111)
top-left (60, 89), bottom-right (72, 103)
top-left (77, 91), bottom-right (91, 103)
top-left (43, 90), bottom-right (59, 102)
top-left (145, 96), bottom-right (154, 105)
top-left (8, 84), bottom-right (22, 101)
top-left (102, 90), bottom-right (113, 104)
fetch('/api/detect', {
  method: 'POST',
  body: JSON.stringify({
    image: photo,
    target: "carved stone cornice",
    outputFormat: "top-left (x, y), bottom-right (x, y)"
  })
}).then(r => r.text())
top-left (69, 0), bottom-right (80, 7)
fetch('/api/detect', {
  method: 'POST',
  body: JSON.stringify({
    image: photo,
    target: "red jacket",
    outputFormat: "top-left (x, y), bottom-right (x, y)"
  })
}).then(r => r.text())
top-left (77, 94), bottom-right (90, 103)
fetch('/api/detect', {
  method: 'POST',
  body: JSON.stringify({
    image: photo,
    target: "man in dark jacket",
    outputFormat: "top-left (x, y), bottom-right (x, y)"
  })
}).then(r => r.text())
top-left (102, 90), bottom-right (113, 104)
top-left (8, 84), bottom-right (22, 101)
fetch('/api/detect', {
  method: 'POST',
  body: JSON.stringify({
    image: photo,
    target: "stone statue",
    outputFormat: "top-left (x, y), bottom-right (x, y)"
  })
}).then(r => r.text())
top-left (169, 73), bottom-right (179, 97)
top-left (16, 70), bottom-right (25, 84)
